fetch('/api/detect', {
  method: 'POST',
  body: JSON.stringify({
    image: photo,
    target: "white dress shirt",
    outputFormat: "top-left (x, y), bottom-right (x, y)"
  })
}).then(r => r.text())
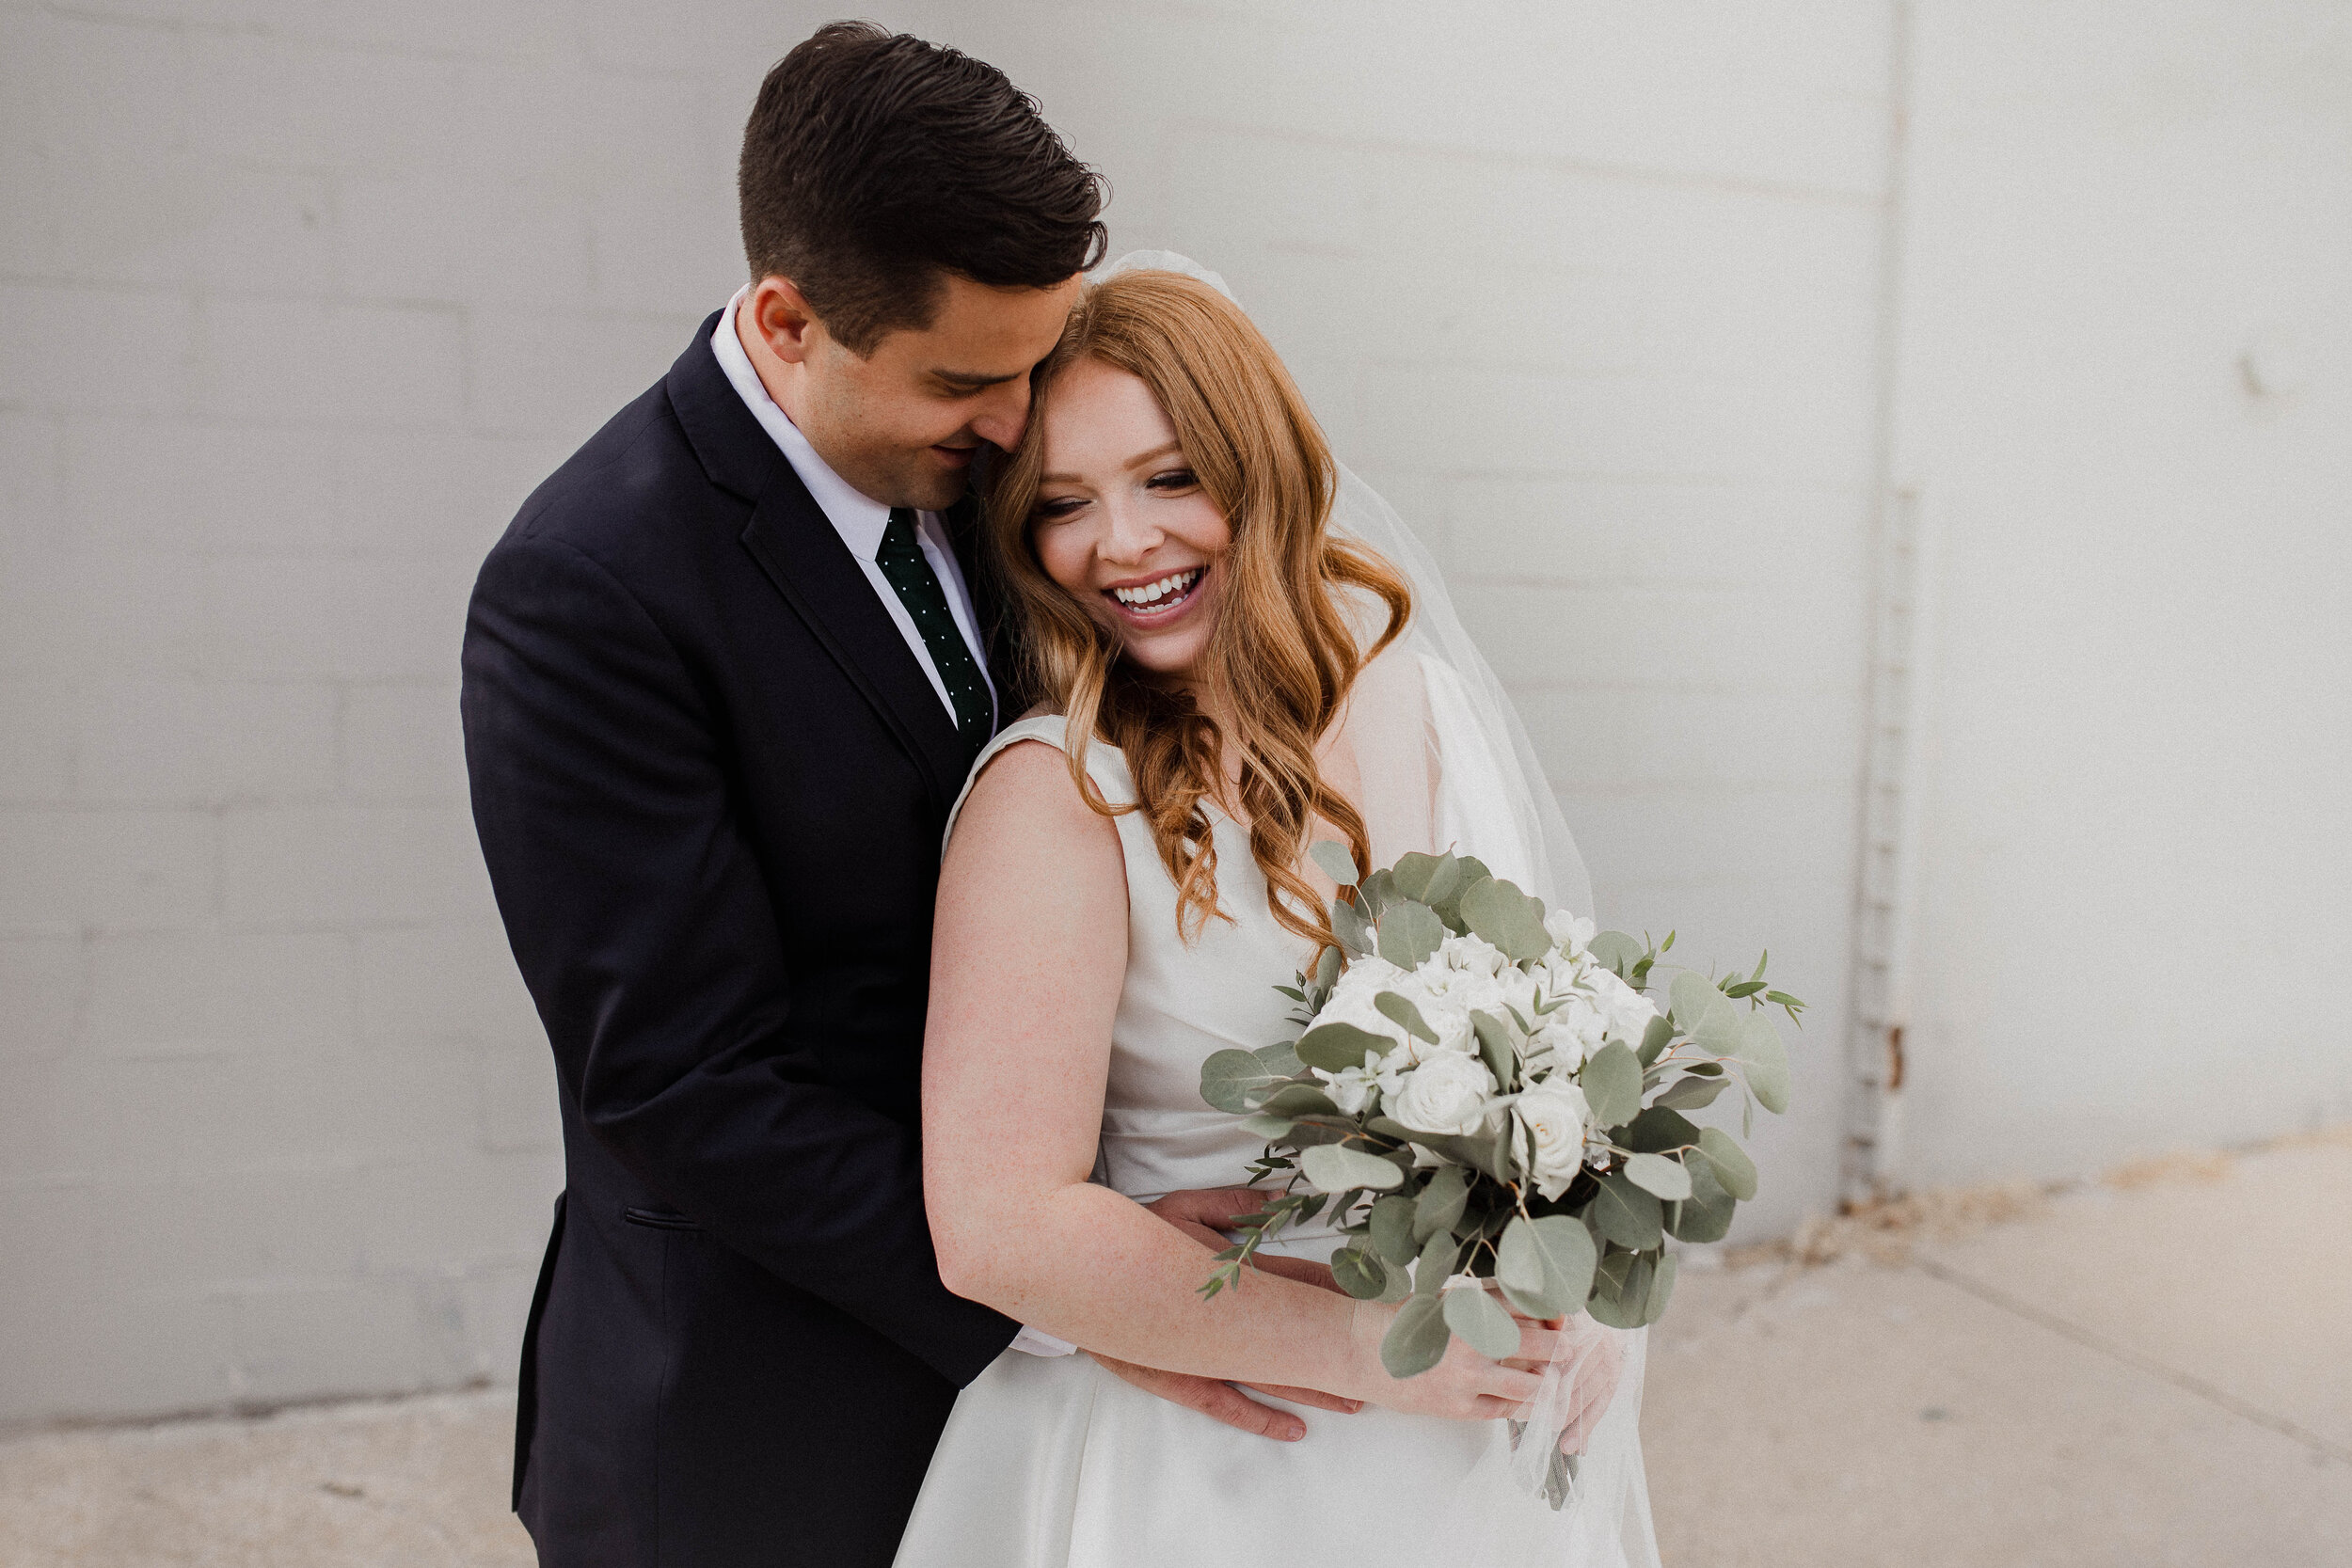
top-left (710, 292), bottom-right (996, 731)
top-left (713, 293), bottom-right (1071, 1361)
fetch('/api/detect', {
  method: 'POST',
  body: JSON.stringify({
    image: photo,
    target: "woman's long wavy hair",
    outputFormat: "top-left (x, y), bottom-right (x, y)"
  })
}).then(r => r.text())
top-left (984, 269), bottom-right (1413, 946)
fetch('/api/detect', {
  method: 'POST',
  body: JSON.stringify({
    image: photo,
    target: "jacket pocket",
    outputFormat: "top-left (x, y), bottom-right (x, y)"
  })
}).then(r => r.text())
top-left (620, 1205), bottom-right (703, 1232)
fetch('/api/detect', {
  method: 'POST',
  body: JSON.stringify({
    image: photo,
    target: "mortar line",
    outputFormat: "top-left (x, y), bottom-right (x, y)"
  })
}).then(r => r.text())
top-left (1913, 1256), bottom-right (2351, 1465)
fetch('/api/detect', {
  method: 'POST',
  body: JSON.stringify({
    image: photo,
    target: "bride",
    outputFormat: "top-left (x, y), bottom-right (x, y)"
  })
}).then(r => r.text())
top-left (896, 258), bottom-right (1658, 1566)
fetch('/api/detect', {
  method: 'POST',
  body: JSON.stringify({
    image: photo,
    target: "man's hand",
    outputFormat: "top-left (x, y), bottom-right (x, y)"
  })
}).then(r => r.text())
top-left (1089, 1354), bottom-right (1360, 1443)
top-left (1077, 1187), bottom-right (1363, 1439)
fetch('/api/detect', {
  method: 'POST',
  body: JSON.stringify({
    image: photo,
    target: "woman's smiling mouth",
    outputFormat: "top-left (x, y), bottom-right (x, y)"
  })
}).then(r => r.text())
top-left (1104, 565), bottom-right (1206, 621)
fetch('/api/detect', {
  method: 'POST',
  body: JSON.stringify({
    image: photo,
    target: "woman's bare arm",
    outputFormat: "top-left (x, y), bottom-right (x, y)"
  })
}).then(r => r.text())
top-left (922, 739), bottom-right (1548, 1416)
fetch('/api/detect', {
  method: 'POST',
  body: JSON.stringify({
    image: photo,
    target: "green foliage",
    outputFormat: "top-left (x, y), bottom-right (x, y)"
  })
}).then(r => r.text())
top-left (1579, 1041), bottom-right (1644, 1128)
top-left (1294, 1021), bottom-right (1393, 1072)
top-left (1695, 1126), bottom-right (1758, 1200)
top-left (1300, 1143), bottom-right (1406, 1194)
top-left (1586, 929), bottom-right (1645, 979)
top-left (1497, 1213), bottom-right (1597, 1320)
top-left (1329, 895), bottom-right (1375, 957)
top-left (1443, 1285), bottom-right (1524, 1360)
top-left (1380, 1294), bottom-right (1450, 1378)
top-left (1471, 1009), bottom-right (1520, 1092)
top-left (1412, 1165), bottom-right (1470, 1243)
top-left (1199, 1048), bottom-right (1283, 1113)
top-left (1459, 876), bottom-right (1552, 962)
top-left (1587, 1170), bottom-right (1664, 1250)
top-left (1309, 840), bottom-right (1359, 887)
top-left (1377, 899), bottom-right (1447, 969)
top-left (1331, 1244), bottom-right (1389, 1300)
top-left (1622, 1151), bottom-right (1692, 1201)
top-left (1733, 1010), bottom-right (1791, 1113)
top-left (1374, 989), bottom-right (1439, 1044)
top-left (1369, 1194), bottom-right (1418, 1265)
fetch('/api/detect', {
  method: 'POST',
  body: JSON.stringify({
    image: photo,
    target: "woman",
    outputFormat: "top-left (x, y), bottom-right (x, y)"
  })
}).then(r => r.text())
top-left (898, 259), bottom-right (1655, 1565)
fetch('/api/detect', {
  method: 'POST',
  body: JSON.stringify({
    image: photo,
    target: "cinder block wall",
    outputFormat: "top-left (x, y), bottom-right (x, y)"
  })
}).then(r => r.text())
top-left (1, 0), bottom-right (1889, 1422)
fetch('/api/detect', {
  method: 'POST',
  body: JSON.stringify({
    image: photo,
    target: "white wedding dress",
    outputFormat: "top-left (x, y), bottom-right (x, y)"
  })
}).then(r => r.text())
top-left (892, 701), bottom-right (1660, 1567)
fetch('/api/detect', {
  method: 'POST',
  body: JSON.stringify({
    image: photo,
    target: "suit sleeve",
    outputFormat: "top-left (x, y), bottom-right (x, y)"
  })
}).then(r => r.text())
top-left (461, 531), bottom-right (1018, 1386)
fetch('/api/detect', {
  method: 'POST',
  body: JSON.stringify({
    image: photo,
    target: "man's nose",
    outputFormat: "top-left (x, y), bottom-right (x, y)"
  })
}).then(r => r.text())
top-left (967, 379), bottom-right (1031, 451)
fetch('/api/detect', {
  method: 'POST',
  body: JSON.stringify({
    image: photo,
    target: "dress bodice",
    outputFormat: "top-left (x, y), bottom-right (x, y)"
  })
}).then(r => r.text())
top-left (946, 715), bottom-right (1322, 1217)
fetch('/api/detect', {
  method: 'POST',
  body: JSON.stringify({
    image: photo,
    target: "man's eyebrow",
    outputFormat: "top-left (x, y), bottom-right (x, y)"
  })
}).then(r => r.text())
top-left (930, 367), bottom-right (1025, 388)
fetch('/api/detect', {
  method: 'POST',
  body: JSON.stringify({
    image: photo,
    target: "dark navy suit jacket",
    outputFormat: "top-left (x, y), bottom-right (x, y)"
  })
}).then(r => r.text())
top-left (462, 314), bottom-right (1019, 1567)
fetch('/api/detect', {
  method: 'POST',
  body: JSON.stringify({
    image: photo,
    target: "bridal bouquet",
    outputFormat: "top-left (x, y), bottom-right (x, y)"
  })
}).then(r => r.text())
top-left (1198, 845), bottom-right (1801, 1377)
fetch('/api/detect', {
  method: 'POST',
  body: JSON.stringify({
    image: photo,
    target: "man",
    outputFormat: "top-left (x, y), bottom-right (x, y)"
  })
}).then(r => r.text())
top-left (462, 24), bottom-right (1342, 1568)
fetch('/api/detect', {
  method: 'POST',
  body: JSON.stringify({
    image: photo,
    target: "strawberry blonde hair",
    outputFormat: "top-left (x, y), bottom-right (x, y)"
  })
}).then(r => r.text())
top-left (984, 269), bottom-right (1412, 944)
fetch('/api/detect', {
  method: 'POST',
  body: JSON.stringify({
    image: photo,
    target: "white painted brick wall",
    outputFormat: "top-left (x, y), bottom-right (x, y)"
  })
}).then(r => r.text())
top-left (1, 0), bottom-right (1892, 1421)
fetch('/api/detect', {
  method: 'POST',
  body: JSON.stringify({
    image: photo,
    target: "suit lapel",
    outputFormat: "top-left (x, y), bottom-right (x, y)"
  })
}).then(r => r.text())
top-left (667, 318), bottom-right (971, 812)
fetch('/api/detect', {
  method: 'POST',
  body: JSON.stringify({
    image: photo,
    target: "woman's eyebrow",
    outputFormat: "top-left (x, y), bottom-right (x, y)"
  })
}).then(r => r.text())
top-left (1041, 442), bottom-right (1185, 486)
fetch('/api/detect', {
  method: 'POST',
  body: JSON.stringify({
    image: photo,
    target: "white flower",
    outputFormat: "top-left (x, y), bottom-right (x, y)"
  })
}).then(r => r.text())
top-left (1514, 1077), bottom-right (1595, 1200)
top-left (1385, 1051), bottom-right (1498, 1137)
top-left (1311, 1051), bottom-right (1383, 1115)
top-left (1586, 966), bottom-right (1661, 1045)
top-left (1545, 909), bottom-right (1597, 958)
top-left (1533, 990), bottom-right (1611, 1069)
top-left (1311, 971), bottom-right (1415, 1056)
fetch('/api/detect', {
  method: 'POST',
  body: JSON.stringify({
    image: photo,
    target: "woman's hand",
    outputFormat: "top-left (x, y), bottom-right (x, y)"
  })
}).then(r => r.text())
top-left (1549, 1319), bottom-right (1626, 1454)
top-left (1340, 1298), bottom-right (1556, 1420)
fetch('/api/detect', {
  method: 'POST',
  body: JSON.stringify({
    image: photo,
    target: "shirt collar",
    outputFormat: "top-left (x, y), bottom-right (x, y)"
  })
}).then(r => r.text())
top-left (711, 288), bottom-right (894, 562)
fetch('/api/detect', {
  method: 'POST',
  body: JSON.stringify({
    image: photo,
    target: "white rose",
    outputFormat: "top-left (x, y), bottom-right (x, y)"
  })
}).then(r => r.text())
top-left (1514, 1077), bottom-right (1594, 1199)
top-left (1311, 975), bottom-right (1414, 1056)
top-left (1386, 1051), bottom-right (1498, 1138)
top-left (1311, 1052), bottom-right (1383, 1115)
top-left (1587, 967), bottom-right (1661, 1044)
top-left (1544, 909), bottom-right (1597, 958)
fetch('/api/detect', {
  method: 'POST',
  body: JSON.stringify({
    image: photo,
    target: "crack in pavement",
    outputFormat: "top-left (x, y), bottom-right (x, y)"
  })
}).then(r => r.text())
top-left (1912, 1256), bottom-right (2351, 1466)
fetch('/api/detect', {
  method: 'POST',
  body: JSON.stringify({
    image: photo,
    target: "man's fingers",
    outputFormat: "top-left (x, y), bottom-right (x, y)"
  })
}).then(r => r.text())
top-left (1091, 1354), bottom-right (1306, 1442)
top-left (1144, 1186), bottom-right (1272, 1229)
top-left (1247, 1255), bottom-right (1348, 1294)
top-left (1236, 1381), bottom-right (1362, 1415)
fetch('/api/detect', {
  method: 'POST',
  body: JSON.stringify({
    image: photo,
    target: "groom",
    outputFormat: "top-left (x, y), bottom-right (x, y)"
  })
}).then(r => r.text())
top-left (463, 24), bottom-right (1338, 1568)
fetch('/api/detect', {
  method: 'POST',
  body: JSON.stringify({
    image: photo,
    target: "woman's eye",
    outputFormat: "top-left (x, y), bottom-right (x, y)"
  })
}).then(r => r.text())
top-left (1147, 468), bottom-right (1198, 492)
top-left (1034, 497), bottom-right (1084, 522)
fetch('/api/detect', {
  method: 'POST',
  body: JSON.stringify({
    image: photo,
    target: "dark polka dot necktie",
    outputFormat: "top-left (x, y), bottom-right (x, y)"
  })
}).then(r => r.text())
top-left (877, 506), bottom-right (993, 763)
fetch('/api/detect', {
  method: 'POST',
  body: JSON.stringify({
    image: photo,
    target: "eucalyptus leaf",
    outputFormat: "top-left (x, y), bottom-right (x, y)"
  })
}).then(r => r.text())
top-left (1586, 1250), bottom-right (1653, 1329)
top-left (1412, 1165), bottom-right (1470, 1243)
top-left (1238, 1112), bottom-right (1294, 1140)
top-left (1300, 1143), bottom-right (1406, 1194)
top-left (1200, 1048), bottom-right (1286, 1113)
top-left (1587, 930), bottom-right (1645, 978)
top-left (1377, 900), bottom-right (1447, 970)
top-left (1459, 876), bottom-right (1554, 963)
top-left (1691, 992), bottom-right (1742, 1055)
top-left (1260, 1083), bottom-right (1340, 1118)
top-left (1653, 1073), bottom-right (1730, 1112)
top-left (1579, 1041), bottom-right (1644, 1129)
top-left (1444, 1285), bottom-right (1524, 1360)
top-left (1376, 1257), bottom-right (1414, 1302)
top-left (1330, 895), bottom-right (1375, 958)
top-left (1420, 854), bottom-right (1470, 911)
top-left (1391, 851), bottom-right (1441, 901)
top-left (1470, 1010), bottom-right (1520, 1092)
top-left (1641, 1015), bottom-right (1677, 1058)
top-left (1380, 1294), bottom-right (1450, 1378)
top-left (1734, 1010), bottom-right (1791, 1114)
top-left (1641, 1250), bottom-right (1679, 1326)
top-left (1331, 1244), bottom-right (1389, 1301)
top-left (1585, 1170), bottom-right (1665, 1250)
top-left (1667, 972), bottom-right (1720, 1030)
top-left (1369, 1194), bottom-right (1419, 1265)
top-left (1497, 1213), bottom-right (1597, 1319)
top-left (1375, 990), bottom-right (1441, 1044)
top-left (1623, 1105), bottom-right (1700, 1154)
top-left (1255, 1039), bottom-right (1305, 1080)
top-left (1412, 1230), bottom-right (1461, 1299)
top-left (1695, 1126), bottom-right (1758, 1200)
top-left (1295, 1021), bottom-right (1393, 1072)
top-left (1310, 840), bottom-right (1360, 887)
top-left (1623, 1151), bottom-right (1692, 1201)
top-left (1312, 945), bottom-right (1343, 992)
top-left (1666, 1155), bottom-right (1735, 1243)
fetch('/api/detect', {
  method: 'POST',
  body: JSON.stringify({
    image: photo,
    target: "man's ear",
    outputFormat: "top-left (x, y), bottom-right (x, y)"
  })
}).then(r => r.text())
top-left (748, 277), bottom-right (821, 366)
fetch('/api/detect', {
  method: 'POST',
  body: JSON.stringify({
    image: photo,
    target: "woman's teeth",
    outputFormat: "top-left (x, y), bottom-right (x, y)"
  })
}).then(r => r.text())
top-left (1110, 568), bottom-right (1202, 611)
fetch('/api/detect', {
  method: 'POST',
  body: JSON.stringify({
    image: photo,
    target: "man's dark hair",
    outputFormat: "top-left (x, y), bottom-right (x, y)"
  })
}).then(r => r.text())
top-left (739, 22), bottom-right (1108, 356)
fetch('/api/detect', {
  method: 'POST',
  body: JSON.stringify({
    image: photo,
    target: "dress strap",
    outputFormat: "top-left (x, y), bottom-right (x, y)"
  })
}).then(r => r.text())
top-left (943, 714), bottom-right (1135, 851)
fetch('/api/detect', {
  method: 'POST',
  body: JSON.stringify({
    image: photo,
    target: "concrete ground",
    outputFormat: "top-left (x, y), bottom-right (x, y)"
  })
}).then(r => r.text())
top-left (4, 1132), bottom-right (2346, 1567)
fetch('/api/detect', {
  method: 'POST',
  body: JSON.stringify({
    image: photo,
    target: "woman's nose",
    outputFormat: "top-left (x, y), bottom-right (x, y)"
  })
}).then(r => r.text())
top-left (1097, 499), bottom-right (1163, 564)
